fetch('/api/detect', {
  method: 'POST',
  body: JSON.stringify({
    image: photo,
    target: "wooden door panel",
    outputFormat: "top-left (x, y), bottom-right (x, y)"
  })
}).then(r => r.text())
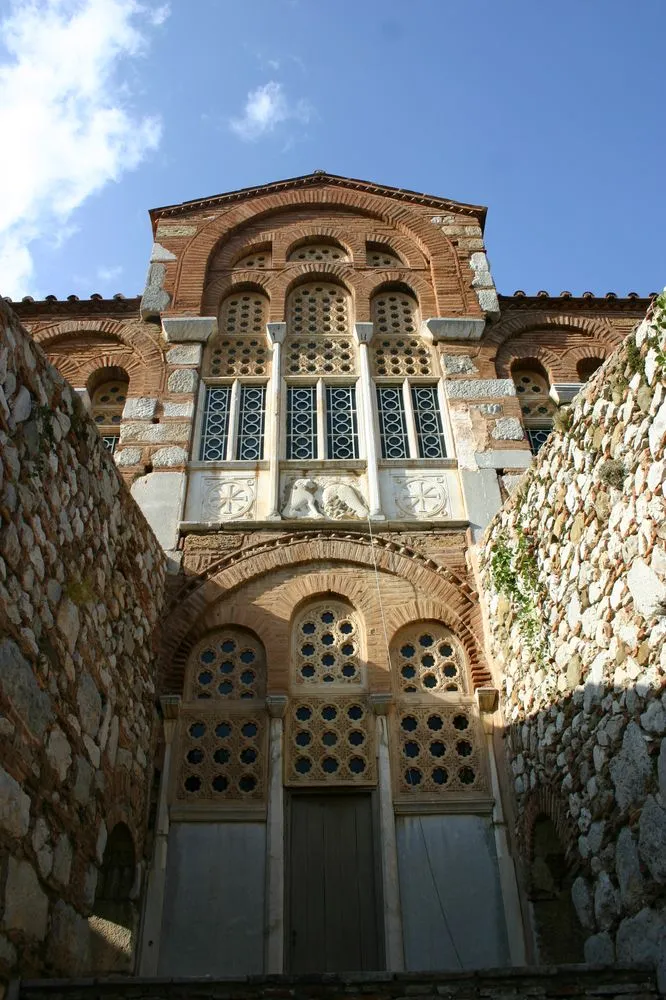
top-left (288, 793), bottom-right (382, 972)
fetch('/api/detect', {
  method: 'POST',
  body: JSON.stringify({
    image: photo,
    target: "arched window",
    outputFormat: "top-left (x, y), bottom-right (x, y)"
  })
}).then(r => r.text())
top-left (200, 292), bottom-right (270, 462)
top-left (89, 823), bottom-right (136, 972)
top-left (89, 370), bottom-right (129, 453)
top-left (393, 622), bottom-right (468, 696)
top-left (177, 627), bottom-right (267, 804)
top-left (233, 247), bottom-right (272, 269)
top-left (577, 356), bottom-right (604, 382)
top-left (187, 628), bottom-right (266, 701)
top-left (529, 816), bottom-right (585, 963)
top-left (291, 600), bottom-right (363, 688)
top-left (285, 599), bottom-right (374, 787)
top-left (390, 622), bottom-right (486, 799)
top-left (512, 362), bottom-right (555, 454)
top-left (366, 242), bottom-right (403, 267)
top-left (286, 240), bottom-right (349, 263)
top-left (284, 281), bottom-right (358, 460)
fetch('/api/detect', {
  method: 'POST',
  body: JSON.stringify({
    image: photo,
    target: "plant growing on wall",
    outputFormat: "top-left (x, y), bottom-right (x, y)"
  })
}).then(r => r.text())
top-left (488, 526), bottom-right (549, 661)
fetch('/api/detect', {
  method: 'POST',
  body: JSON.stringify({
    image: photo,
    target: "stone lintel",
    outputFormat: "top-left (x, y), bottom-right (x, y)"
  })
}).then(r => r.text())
top-left (550, 382), bottom-right (584, 405)
top-left (354, 322), bottom-right (374, 345)
top-left (266, 322), bottom-right (287, 347)
top-left (444, 378), bottom-right (516, 400)
top-left (422, 317), bottom-right (486, 342)
top-left (474, 449), bottom-right (533, 470)
top-left (162, 316), bottom-right (217, 343)
top-left (150, 242), bottom-right (177, 263)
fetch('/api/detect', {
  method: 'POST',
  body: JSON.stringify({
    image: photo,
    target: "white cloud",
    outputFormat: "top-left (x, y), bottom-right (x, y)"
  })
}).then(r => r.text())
top-left (97, 264), bottom-right (124, 282)
top-left (230, 80), bottom-right (312, 142)
top-left (0, 0), bottom-right (168, 298)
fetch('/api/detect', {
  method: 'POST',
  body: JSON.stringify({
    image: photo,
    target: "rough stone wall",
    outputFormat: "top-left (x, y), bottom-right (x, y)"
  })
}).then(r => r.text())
top-left (479, 292), bottom-right (666, 968)
top-left (0, 300), bottom-right (166, 977)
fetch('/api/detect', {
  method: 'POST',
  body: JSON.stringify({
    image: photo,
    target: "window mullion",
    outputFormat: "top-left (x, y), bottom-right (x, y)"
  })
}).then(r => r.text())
top-left (227, 380), bottom-right (241, 462)
top-left (403, 379), bottom-right (419, 459)
top-left (316, 378), bottom-right (326, 460)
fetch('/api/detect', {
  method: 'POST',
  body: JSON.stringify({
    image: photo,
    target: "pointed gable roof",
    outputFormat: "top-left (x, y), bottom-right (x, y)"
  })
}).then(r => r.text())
top-left (149, 171), bottom-right (487, 230)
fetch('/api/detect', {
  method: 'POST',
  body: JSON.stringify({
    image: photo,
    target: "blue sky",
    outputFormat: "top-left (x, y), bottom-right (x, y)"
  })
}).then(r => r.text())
top-left (1, 0), bottom-right (665, 300)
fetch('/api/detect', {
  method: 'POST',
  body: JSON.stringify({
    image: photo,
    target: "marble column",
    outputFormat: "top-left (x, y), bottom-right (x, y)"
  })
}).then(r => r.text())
top-left (265, 694), bottom-right (288, 972)
top-left (137, 695), bottom-right (181, 975)
top-left (266, 323), bottom-right (286, 520)
top-left (370, 693), bottom-right (404, 970)
top-left (354, 322), bottom-right (383, 519)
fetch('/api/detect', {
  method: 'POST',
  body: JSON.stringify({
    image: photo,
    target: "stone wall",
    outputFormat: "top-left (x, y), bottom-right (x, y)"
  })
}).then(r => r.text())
top-left (479, 292), bottom-right (666, 968)
top-left (0, 300), bottom-right (166, 978)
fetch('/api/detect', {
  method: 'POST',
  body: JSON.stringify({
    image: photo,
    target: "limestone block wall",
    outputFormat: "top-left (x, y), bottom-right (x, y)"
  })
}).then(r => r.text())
top-left (479, 292), bottom-right (666, 968)
top-left (0, 300), bottom-right (166, 977)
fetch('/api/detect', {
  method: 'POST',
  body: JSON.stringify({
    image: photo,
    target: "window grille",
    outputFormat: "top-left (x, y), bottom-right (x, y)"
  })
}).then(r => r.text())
top-left (236, 385), bottom-right (266, 461)
top-left (527, 428), bottom-right (552, 454)
top-left (287, 243), bottom-right (348, 263)
top-left (200, 386), bottom-right (232, 461)
top-left (411, 385), bottom-right (446, 458)
top-left (366, 244), bottom-right (402, 267)
top-left (234, 250), bottom-right (271, 269)
top-left (292, 602), bottom-right (362, 687)
top-left (287, 385), bottom-right (317, 460)
top-left (372, 291), bottom-right (418, 337)
top-left (325, 385), bottom-right (358, 460)
top-left (373, 339), bottom-right (433, 377)
top-left (376, 385), bottom-right (409, 459)
top-left (394, 624), bottom-right (467, 696)
top-left (220, 293), bottom-right (267, 336)
top-left (287, 282), bottom-right (349, 336)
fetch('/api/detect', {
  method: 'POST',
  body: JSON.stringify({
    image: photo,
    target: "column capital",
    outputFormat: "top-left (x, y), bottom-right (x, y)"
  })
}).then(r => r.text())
top-left (369, 692), bottom-right (394, 715)
top-left (354, 322), bottom-right (374, 345)
top-left (266, 693), bottom-right (289, 718)
top-left (266, 322), bottom-right (287, 347)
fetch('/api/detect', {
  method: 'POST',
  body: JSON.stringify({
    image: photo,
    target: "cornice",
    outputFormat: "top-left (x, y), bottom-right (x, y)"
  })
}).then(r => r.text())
top-left (498, 291), bottom-right (653, 314)
top-left (148, 171), bottom-right (488, 226)
top-left (5, 295), bottom-right (141, 321)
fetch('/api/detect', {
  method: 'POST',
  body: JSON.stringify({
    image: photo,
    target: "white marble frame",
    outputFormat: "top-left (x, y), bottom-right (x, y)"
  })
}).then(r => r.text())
top-left (192, 375), bottom-right (271, 464)
top-left (372, 375), bottom-right (457, 462)
top-left (280, 375), bottom-right (368, 463)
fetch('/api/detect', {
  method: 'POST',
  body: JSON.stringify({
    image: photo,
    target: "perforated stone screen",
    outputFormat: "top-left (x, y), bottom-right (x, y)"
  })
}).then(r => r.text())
top-left (287, 282), bottom-right (350, 337)
top-left (292, 602), bottom-right (363, 687)
top-left (372, 291), bottom-right (419, 337)
top-left (207, 340), bottom-right (268, 378)
top-left (372, 339), bottom-right (433, 377)
top-left (393, 705), bottom-right (487, 796)
top-left (366, 244), bottom-right (403, 267)
top-left (287, 243), bottom-right (348, 263)
top-left (512, 368), bottom-right (555, 421)
top-left (393, 624), bottom-right (467, 696)
top-left (220, 293), bottom-right (268, 336)
top-left (176, 709), bottom-right (266, 803)
top-left (285, 338), bottom-right (356, 375)
top-left (234, 250), bottom-right (271, 269)
top-left (91, 378), bottom-right (128, 430)
top-left (286, 697), bottom-right (376, 786)
top-left (187, 630), bottom-right (266, 701)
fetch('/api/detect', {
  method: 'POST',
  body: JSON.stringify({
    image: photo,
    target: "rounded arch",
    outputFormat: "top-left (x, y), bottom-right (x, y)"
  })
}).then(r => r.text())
top-left (564, 344), bottom-right (610, 382)
top-left (185, 623), bottom-right (266, 701)
top-left (485, 311), bottom-right (616, 351)
top-left (364, 270), bottom-right (436, 318)
top-left (285, 234), bottom-right (352, 263)
top-left (32, 318), bottom-right (166, 395)
top-left (160, 533), bottom-right (489, 695)
top-left (290, 594), bottom-right (365, 689)
top-left (364, 232), bottom-right (427, 269)
top-left (497, 342), bottom-right (560, 381)
top-left (176, 188), bottom-right (471, 315)
top-left (389, 617), bottom-right (471, 696)
top-left (231, 242), bottom-right (272, 269)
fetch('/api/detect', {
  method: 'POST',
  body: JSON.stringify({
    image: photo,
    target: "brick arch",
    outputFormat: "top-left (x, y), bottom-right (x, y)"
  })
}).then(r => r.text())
top-left (496, 342), bottom-right (561, 382)
top-left (284, 229), bottom-right (357, 263)
top-left (486, 311), bottom-right (614, 350)
top-left (365, 271), bottom-right (436, 318)
top-left (520, 782), bottom-right (579, 870)
top-left (204, 271), bottom-right (273, 315)
top-left (173, 187), bottom-right (473, 315)
top-left (383, 599), bottom-right (478, 694)
top-left (48, 349), bottom-right (136, 392)
top-left (104, 771), bottom-right (148, 856)
top-left (562, 343), bottom-right (613, 382)
top-left (276, 264), bottom-right (360, 322)
top-left (32, 319), bottom-right (166, 395)
top-left (160, 532), bottom-right (489, 694)
top-left (364, 232), bottom-right (428, 269)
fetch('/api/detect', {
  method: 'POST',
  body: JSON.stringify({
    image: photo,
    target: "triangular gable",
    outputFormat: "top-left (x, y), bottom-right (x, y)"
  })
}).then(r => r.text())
top-left (149, 171), bottom-right (487, 228)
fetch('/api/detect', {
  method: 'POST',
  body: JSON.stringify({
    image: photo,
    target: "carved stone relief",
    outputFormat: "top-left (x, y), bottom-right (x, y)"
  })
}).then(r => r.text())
top-left (392, 475), bottom-right (450, 519)
top-left (281, 477), bottom-right (369, 521)
top-left (202, 476), bottom-right (256, 521)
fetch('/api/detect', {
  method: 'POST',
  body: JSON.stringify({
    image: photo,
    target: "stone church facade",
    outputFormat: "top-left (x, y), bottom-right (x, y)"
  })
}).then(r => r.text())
top-left (1, 173), bottom-right (661, 981)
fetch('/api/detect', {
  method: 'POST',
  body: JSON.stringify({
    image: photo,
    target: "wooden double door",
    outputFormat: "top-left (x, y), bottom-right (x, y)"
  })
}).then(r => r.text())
top-left (286, 792), bottom-right (384, 972)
